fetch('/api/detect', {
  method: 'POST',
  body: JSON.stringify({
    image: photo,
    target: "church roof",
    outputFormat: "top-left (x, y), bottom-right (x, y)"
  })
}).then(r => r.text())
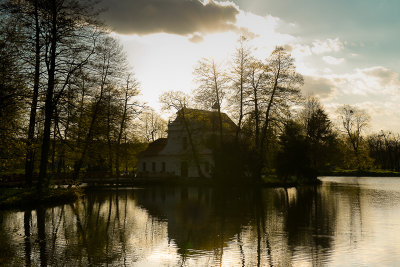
top-left (175, 108), bottom-right (237, 132)
top-left (139, 138), bottom-right (167, 157)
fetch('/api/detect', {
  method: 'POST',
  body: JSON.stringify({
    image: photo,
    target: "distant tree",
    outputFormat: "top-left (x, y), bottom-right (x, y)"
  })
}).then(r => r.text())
top-left (368, 131), bottom-right (400, 171)
top-left (138, 108), bottom-right (167, 143)
top-left (337, 104), bottom-right (370, 169)
top-left (300, 96), bottom-right (339, 172)
top-left (276, 121), bottom-right (314, 183)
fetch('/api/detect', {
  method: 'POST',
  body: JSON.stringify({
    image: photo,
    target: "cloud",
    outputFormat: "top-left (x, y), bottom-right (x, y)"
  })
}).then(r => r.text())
top-left (100, 0), bottom-right (239, 35)
top-left (331, 66), bottom-right (400, 96)
top-left (302, 76), bottom-right (336, 98)
top-left (302, 66), bottom-right (400, 101)
top-left (311, 38), bottom-right (344, 54)
top-left (188, 34), bottom-right (204, 43)
top-left (322, 56), bottom-right (345, 65)
top-left (235, 27), bottom-right (259, 40)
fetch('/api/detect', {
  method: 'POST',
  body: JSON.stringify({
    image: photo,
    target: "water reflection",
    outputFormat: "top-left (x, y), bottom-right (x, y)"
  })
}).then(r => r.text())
top-left (2, 178), bottom-right (400, 266)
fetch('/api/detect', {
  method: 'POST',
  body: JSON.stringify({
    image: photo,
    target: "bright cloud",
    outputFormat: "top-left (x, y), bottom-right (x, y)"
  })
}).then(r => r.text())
top-left (331, 66), bottom-right (400, 96)
top-left (311, 38), bottom-right (345, 54)
top-left (323, 56), bottom-right (345, 65)
top-left (305, 66), bottom-right (400, 131)
top-left (234, 12), bottom-right (297, 58)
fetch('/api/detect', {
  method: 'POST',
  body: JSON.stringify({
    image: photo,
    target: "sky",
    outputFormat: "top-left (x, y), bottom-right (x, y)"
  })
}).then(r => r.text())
top-left (99, 0), bottom-right (400, 132)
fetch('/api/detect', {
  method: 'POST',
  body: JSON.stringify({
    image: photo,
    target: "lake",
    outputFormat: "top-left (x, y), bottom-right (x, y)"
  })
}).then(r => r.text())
top-left (1, 176), bottom-right (400, 266)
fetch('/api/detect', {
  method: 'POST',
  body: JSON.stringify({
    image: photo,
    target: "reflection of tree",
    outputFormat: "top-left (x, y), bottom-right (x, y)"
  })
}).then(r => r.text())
top-left (283, 186), bottom-right (337, 266)
top-left (0, 182), bottom-right (381, 266)
top-left (0, 212), bottom-right (17, 266)
top-left (37, 207), bottom-right (47, 267)
top-left (24, 211), bottom-right (32, 267)
top-left (68, 193), bottom-right (122, 265)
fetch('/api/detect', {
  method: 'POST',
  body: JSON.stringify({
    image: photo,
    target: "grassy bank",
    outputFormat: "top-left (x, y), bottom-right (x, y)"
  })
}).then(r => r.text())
top-left (323, 169), bottom-right (400, 177)
top-left (0, 187), bottom-right (81, 210)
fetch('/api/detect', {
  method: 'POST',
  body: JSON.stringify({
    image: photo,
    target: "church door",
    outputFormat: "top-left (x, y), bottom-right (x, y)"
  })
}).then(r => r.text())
top-left (181, 161), bottom-right (188, 177)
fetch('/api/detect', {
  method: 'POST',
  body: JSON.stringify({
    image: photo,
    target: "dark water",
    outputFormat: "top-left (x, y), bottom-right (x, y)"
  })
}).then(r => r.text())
top-left (2, 177), bottom-right (400, 266)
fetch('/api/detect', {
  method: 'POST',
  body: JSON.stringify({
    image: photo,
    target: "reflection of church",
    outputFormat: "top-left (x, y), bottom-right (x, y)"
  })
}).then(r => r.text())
top-left (134, 187), bottom-right (251, 255)
top-left (137, 108), bottom-right (236, 178)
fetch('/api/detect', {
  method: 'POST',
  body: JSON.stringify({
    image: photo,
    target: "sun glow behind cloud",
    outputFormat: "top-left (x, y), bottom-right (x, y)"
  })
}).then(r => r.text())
top-left (113, 0), bottom-right (400, 131)
top-left (116, 10), bottom-right (299, 111)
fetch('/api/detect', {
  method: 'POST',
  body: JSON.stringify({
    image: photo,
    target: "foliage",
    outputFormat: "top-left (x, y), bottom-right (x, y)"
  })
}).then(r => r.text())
top-left (276, 121), bottom-right (316, 182)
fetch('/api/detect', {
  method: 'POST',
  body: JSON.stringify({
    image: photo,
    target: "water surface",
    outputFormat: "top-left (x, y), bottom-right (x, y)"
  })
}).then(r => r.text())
top-left (1, 177), bottom-right (400, 266)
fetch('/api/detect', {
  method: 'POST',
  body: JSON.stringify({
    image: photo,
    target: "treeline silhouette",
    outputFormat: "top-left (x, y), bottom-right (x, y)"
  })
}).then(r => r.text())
top-left (1, 1), bottom-right (399, 189)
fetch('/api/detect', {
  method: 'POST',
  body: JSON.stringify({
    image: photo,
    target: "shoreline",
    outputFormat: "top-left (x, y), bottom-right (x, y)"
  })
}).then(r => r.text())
top-left (0, 187), bottom-right (80, 210)
top-left (3, 172), bottom-right (400, 210)
top-left (322, 170), bottom-right (400, 177)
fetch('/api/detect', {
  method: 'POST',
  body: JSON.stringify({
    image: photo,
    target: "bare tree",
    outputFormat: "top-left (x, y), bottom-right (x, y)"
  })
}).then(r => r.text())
top-left (72, 35), bottom-right (124, 180)
top-left (115, 73), bottom-right (140, 177)
top-left (229, 36), bottom-right (251, 140)
top-left (193, 58), bottom-right (228, 146)
top-left (34, 0), bottom-right (101, 191)
top-left (138, 108), bottom-right (167, 142)
top-left (245, 58), bottom-right (267, 148)
top-left (258, 47), bottom-right (303, 176)
top-left (337, 104), bottom-right (370, 169)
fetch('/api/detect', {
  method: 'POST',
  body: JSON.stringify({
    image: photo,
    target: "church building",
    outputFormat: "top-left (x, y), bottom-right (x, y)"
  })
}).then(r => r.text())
top-left (137, 108), bottom-right (236, 178)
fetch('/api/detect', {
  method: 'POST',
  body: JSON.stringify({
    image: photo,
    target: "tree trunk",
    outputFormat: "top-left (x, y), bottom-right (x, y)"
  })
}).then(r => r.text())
top-left (25, 0), bottom-right (41, 187)
top-left (38, 1), bottom-right (57, 193)
top-left (115, 80), bottom-right (129, 178)
top-left (73, 57), bottom-right (109, 180)
top-left (181, 109), bottom-right (204, 178)
top-left (106, 93), bottom-right (113, 175)
top-left (258, 63), bottom-right (281, 179)
top-left (236, 72), bottom-right (244, 141)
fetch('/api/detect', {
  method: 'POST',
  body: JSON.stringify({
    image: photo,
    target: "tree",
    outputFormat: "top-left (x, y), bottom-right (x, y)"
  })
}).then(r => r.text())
top-left (257, 46), bottom-right (303, 177)
top-left (193, 58), bottom-right (228, 146)
top-left (368, 131), bottom-right (400, 171)
top-left (2, 0), bottom-right (44, 186)
top-left (0, 16), bottom-right (26, 174)
top-left (9, 0), bottom-right (103, 190)
top-left (115, 73), bottom-right (140, 177)
top-left (245, 57), bottom-right (268, 150)
top-left (300, 96), bottom-right (339, 172)
top-left (276, 121), bottom-right (314, 182)
top-left (72, 35), bottom-right (126, 180)
top-left (337, 104), bottom-right (370, 169)
top-left (228, 36), bottom-right (251, 140)
top-left (137, 108), bottom-right (167, 142)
